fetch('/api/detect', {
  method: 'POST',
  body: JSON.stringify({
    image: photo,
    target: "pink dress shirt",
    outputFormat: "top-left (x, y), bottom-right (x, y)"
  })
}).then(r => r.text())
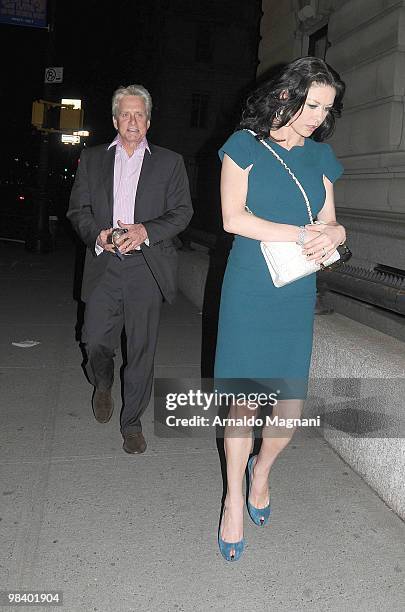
top-left (95, 134), bottom-right (150, 254)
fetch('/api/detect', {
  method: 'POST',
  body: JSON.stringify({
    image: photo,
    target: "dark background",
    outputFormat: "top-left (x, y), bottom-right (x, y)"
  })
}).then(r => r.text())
top-left (0, 0), bottom-right (262, 238)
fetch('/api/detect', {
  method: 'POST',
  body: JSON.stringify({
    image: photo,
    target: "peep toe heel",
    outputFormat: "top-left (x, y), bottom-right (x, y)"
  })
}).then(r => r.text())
top-left (218, 508), bottom-right (245, 562)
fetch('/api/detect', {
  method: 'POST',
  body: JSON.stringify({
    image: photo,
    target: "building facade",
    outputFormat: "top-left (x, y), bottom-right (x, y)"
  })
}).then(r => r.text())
top-left (148, 0), bottom-right (262, 233)
top-left (259, 0), bottom-right (405, 337)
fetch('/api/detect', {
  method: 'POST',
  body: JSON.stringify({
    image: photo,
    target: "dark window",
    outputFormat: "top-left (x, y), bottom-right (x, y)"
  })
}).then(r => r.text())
top-left (190, 93), bottom-right (209, 128)
top-left (308, 24), bottom-right (329, 60)
top-left (195, 24), bottom-right (212, 63)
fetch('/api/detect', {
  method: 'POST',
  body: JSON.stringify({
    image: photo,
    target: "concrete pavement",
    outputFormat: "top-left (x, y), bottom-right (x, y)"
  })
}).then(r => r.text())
top-left (0, 238), bottom-right (404, 612)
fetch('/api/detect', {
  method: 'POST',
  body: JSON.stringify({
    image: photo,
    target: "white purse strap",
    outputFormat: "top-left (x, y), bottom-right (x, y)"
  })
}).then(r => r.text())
top-left (244, 129), bottom-right (314, 224)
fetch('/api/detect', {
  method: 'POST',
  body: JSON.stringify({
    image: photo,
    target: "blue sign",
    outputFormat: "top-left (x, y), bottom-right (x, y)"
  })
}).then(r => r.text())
top-left (0, 0), bottom-right (47, 28)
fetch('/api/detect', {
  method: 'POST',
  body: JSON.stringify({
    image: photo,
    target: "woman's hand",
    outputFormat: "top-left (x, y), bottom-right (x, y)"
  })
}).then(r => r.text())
top-left (302, 223), bottom-right (346, 264)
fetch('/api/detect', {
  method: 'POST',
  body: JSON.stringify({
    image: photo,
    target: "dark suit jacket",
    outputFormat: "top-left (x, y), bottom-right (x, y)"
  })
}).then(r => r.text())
top-left (67, 142), bottom-right (193, 303)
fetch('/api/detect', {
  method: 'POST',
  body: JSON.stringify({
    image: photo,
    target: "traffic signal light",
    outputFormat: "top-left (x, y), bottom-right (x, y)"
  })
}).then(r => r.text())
top-left (59, 106), bottom-right (84, 131)
top-left (31, 100), bottom-right (85, 133)
top-left (32, 101), bottom-right (45, 128)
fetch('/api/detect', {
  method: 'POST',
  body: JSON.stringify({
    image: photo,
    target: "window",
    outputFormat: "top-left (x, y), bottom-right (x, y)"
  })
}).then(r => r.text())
top-left (308, 24), bottom-right (329, 60)
top-left (190, 93), bottom-right (209, 129)
top-left (195, 24), bottom-right (212, 63)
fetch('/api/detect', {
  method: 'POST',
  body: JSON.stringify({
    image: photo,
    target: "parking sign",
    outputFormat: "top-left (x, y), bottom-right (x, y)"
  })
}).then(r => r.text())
top-left (44, 67), bottom-right (63, 84)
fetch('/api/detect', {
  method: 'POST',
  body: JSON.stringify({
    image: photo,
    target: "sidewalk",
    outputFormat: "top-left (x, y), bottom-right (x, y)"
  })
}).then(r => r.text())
top-left (0, 239), bottom-right (404, 612)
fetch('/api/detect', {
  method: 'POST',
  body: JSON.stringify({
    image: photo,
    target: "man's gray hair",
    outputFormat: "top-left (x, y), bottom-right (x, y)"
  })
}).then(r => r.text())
top-left (112, 84), bottom-right (152, 120)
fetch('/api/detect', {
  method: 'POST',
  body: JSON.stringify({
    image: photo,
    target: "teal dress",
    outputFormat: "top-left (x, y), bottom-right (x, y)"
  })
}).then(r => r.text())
top-left (214, 130), bottom-right (343, 397)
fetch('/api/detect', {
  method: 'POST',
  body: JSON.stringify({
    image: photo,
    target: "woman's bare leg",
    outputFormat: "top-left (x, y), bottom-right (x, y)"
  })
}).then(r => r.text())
top-left (220, 403), bottom-right (255, 554)
top-left (248, 399), bottom-right (304, 509)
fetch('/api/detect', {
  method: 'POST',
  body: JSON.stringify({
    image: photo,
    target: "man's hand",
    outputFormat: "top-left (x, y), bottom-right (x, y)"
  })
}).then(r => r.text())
top-left (115, 220), bottom-right (148, 253)
top-left (96, 228), bottom-right (115, 252)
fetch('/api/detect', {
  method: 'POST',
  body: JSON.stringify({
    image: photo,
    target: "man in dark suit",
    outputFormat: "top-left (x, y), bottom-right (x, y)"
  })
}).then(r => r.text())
top-left (67, 84), bottom-right (193, 454)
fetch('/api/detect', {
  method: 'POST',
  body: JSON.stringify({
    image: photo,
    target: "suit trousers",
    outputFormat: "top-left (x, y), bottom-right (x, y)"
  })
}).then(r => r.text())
top-left (82, 252), bottom-right (163, 434)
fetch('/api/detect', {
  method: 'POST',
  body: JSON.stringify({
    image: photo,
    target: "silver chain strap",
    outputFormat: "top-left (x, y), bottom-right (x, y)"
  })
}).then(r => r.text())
top-left (244, 129), bottom-right (314, 225)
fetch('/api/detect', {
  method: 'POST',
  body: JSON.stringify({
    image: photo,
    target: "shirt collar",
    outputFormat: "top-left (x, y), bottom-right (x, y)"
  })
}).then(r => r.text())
top-left (108, 134), bottom-right (151, 154)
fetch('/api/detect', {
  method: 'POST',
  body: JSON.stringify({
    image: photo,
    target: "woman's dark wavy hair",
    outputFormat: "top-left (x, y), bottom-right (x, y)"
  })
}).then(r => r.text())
top-left (238, 56), bottom-right (345, 142)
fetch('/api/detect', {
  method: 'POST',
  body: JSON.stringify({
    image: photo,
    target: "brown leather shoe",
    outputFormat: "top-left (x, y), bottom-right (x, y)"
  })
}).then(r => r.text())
top-left (92, 388), bottom-right (114, 423)
top-left (122, 432), bottom-right (147, 454)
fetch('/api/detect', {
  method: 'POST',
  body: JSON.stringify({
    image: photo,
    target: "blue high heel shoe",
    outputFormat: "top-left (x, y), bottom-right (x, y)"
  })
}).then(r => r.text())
top-left (218, 508), bottom-right (245, 562)
top-left (247, 455), bottom-right (271, 526)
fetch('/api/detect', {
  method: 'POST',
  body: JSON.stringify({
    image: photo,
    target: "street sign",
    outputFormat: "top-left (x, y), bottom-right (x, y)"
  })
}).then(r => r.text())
top-left (61, 134), bottom-right (80, 145)
top-left (0, 0), bottom-right (47, 28)
top-left (44, 67), bottom-right (63, 84)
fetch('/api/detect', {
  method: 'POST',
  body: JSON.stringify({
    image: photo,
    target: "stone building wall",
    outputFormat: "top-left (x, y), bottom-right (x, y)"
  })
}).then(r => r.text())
top-left (148, 0), bottom-right (262, 233)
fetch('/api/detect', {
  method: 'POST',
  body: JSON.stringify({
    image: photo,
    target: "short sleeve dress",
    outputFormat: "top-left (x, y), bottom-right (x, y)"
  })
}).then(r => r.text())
top-left (214, 130), bottom-right (343, 397)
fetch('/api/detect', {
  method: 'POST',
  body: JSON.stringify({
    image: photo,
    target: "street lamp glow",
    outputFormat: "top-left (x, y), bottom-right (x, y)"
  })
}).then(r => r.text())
top-left (61, 98), bottom-right (82, 109)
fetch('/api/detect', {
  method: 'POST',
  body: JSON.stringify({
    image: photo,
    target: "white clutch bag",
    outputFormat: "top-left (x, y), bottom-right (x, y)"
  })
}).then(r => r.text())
top-left (244, 130), bottom-right (348, 288)
top-left (260, 239), bottom-right (340, 288)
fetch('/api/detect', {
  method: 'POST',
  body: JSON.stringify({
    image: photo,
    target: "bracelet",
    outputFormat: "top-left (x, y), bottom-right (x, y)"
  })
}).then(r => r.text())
top-left (297, 225), bottom-right (306, 247)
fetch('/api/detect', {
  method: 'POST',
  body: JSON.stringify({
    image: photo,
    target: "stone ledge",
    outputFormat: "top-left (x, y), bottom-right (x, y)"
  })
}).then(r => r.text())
top-left (310, 313), bottom-right (405, 519)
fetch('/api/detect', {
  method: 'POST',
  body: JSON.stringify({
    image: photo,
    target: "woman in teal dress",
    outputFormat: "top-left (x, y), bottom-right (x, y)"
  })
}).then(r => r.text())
top-left (215, 57), bottom-right (346, 561)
